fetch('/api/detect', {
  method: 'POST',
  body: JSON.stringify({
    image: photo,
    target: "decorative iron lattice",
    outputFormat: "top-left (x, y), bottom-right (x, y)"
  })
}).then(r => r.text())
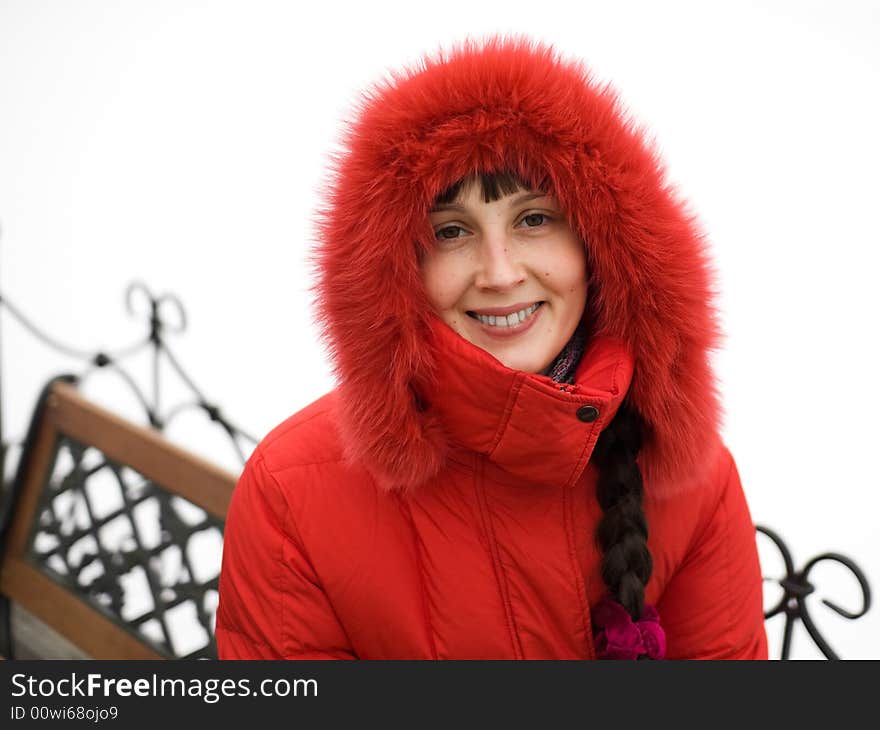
top-left (27, 434), bottom-right (223, 659)
top-left (0, 282), bottom-right (259, 485)
top-left (757, 525), bottom-right (872, 660)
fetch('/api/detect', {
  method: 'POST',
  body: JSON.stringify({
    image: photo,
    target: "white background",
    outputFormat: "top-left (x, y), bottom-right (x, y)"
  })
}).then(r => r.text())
top-left (1, 0), bottom-right (877, 659)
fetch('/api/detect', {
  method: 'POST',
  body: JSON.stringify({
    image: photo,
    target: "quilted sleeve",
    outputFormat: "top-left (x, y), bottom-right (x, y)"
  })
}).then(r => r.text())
top-left (216, 451), bottom-right (357, 659)
top-left (657, 449), bottom-right (769, 659)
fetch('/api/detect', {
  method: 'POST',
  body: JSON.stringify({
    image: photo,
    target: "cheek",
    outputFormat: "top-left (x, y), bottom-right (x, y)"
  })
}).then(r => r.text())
top-left (421, 259), bottom-right (447, 309)
top-left (545, 239), bottom-right (588, 298)
top-left (421, 255), bottom-right (465, 314)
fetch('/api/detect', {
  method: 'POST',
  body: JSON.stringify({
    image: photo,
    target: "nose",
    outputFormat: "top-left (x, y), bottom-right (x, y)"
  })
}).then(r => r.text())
top-left (474, 230), bottom-right (526, 291)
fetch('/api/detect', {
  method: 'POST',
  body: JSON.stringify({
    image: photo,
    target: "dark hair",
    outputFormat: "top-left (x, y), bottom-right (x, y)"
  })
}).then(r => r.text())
top-left (434, 169), bottom-right (547, 205)
top-left (433, 171), bottom-right (654, 646)
top-left (591, 400), bottom-right (652, 621)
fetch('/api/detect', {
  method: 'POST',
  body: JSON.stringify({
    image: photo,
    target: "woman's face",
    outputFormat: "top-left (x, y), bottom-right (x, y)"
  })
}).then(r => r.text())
top-left (422, 179), bottom-right (588, 374)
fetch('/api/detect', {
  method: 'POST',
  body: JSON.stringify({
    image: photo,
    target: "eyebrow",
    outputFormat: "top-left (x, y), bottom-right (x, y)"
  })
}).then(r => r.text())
top-left (429, 190), bottom-right (548, 213)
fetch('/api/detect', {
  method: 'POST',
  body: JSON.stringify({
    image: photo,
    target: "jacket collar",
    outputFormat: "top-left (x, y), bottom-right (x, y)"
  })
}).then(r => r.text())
top-left (419, 317), bottom-right (634, 488)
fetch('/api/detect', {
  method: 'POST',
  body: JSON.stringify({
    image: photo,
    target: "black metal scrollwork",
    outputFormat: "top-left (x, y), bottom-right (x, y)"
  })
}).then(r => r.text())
top-left (757, 524), bottom-right (872, 660)
top-left (0, 283), bottom-right (258, 474)
top-left (0, 283), bottom-right (255, 658)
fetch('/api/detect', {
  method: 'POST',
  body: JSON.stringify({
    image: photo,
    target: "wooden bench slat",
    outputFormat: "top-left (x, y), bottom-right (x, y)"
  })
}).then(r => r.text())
top-left (49, 382), bottom-right (237, 520)
top-left (1, 557), bottom-right (163, 660)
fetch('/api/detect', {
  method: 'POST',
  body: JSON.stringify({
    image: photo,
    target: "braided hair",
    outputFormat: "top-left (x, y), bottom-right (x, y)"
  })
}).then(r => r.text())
top-left (590, 400), bottom-right (652, 621)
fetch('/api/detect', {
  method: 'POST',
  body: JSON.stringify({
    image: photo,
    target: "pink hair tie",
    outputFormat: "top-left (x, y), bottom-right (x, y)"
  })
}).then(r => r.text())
top-left (591, 596), bottom-right (667, 660)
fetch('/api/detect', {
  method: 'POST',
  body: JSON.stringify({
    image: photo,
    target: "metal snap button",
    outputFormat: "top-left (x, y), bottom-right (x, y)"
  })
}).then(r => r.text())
top-left (576, 405), bottom-right (599, 423)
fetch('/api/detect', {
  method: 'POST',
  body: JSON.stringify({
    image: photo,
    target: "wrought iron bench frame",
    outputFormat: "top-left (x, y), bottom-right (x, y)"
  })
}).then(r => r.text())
top-left (0, 377), bottom-right (235, 659)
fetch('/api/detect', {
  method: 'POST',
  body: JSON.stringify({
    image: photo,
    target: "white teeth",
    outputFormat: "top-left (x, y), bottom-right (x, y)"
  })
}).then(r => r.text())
top-left (474, 303), bottom-right (540, 327)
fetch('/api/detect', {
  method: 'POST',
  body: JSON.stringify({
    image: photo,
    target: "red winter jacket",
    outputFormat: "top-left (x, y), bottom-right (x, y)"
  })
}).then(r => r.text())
top-left (216, 37), bottom-right (768, 660)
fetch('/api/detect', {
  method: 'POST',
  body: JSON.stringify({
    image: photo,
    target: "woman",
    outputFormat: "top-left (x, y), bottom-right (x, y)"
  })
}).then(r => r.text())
top-left (216, 37), bottom-right (768, 660)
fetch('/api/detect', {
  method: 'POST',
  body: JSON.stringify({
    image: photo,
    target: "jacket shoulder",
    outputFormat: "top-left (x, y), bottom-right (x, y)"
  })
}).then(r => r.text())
top-left (245, 391), bottom-right (380, 524)
top-left (256, 391), bottom-right (347, 473)
top-left (686, 441), bottom-right (742, 544)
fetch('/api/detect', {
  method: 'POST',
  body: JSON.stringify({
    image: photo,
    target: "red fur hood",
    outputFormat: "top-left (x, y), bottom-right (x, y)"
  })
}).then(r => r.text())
top-left (311, 36), bottom-right (725, 498)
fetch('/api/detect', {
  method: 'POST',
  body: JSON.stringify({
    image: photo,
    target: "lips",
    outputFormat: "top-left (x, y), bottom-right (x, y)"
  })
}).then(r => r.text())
top-left (467, 301), bottom-right (543, 317)
top-left (466, 301), bottom-right (544, 337)
top-left (467, 302), bottom-right (542, 327)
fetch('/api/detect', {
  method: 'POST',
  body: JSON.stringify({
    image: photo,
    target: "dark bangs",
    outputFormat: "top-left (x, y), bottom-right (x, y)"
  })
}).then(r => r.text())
top-left (434, 170), bottom-right (545, 205)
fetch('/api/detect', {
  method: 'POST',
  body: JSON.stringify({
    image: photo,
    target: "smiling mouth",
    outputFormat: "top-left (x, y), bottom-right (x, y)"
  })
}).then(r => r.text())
top-left (466, 302), bottom-right (544, 328)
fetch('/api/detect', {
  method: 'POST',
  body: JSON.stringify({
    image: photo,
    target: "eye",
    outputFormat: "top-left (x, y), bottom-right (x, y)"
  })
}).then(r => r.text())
top-left (434, 225), bottom-right (468, 241)
top-left (519, 213), bottom-right (549, 228)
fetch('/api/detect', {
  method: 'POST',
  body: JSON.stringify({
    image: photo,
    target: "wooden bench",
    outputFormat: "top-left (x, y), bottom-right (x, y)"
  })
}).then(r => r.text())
top-left (0, 376), bottom-right (237, 659)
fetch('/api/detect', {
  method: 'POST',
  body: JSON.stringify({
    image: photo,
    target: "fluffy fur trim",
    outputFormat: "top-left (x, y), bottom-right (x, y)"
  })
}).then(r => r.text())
top-left (311, 36), bottom-right (726, 498)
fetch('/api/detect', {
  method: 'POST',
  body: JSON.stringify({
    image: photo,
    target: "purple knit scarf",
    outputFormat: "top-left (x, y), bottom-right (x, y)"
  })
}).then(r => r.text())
top-left (545, 323), bottom-right (588, 384)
